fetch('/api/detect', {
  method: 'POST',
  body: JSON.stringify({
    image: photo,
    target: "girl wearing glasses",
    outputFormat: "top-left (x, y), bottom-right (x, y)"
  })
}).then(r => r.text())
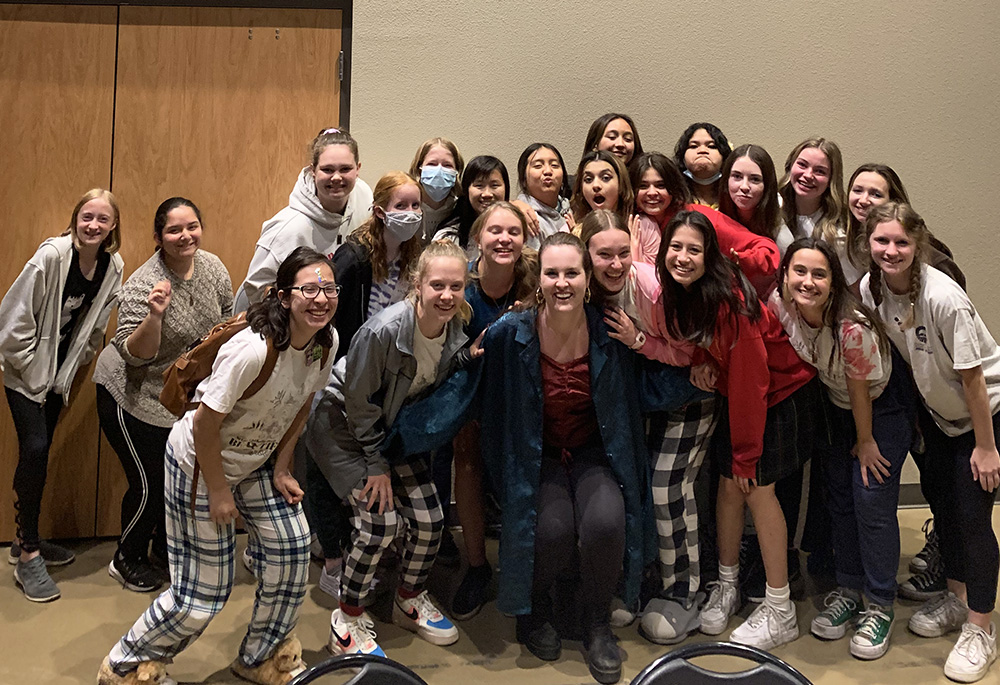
top-left (93, 198), bottom-right (233, 594)
top-left (99, 246), bottom-right (338, 685)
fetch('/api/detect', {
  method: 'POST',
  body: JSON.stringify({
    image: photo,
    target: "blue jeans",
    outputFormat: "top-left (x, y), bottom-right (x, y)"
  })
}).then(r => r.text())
top-left (818, 349), bottom-right (915, 606)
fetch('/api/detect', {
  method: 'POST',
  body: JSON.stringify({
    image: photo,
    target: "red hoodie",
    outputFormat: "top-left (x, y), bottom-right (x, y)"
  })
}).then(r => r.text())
top-left (693, 298), bottom-right (815, 478)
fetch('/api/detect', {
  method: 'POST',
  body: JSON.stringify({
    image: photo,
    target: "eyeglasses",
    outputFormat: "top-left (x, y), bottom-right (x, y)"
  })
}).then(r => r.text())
top-left (288, 284), bottom-right (341, 299)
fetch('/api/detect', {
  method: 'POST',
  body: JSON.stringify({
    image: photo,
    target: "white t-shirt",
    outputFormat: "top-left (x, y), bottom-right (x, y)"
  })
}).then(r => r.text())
top-left (861, 263), bottom-right (1000, 436)
top-left (408, 325), bottom-right (446, 398)
top-left (768, 290), bottom-right (889, 409)
top-left (776, 210), bottom-right (863, 284)
top-left (169, 326), bottom-right (337, 484)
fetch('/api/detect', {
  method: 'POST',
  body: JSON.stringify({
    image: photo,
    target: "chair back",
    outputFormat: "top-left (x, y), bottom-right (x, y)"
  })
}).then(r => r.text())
top-left (289, 654), bottom-right (429, 685)
top-left (630, 642), bottom-right (813, 685)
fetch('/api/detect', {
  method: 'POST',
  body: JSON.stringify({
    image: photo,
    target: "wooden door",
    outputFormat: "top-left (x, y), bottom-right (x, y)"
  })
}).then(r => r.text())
top-left (96, 6), bottom-right (342, 535)
top-left (0, 4), bottom-right (118, 541)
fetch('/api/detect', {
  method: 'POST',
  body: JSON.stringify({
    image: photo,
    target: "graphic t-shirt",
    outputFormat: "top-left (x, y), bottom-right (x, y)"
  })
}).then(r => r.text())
top-left (168, 326), bottom-right (337, 484)
top-left (58, 248), bottom-right (110, 364)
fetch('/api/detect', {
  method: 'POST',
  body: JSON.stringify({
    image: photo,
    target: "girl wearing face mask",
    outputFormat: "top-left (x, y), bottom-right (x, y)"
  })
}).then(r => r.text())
top-left (93, 198), bottom-right (233, 594)
top-left (517, 142), bottom-right (573, 248)
top-left (653, 212), bottom-right (821, 651)
top-left (775, 138), bottom-right (859, 281)
top-left (408, 137), bottom-right (465, 243)
top-left (304, 241), bottom-right (480, 660)
top-left (98, 247), bottom-right (338, 685)
top-left (582, 113), bottom-right (644, 168)
top-left (434, 155), bottom-right (510, 259)
top-left (0, 188), bottom-right (124, 603)
top-left (570, 150), bottom-right (634, 225)
top-left (861, 202), bottom-right (1000, 683)
top-left (769, 238), bottom-right (912, 660)
top-left (299, 172), bottom-right (425, 600)
top-left (449, 202), bottom-right (539, 619)
top-left (580, 210), bottom-right (719, 644)
top-left (235, 128), bottom-right (373, 311)
top-left (674, 123), bottom-right (733, 208)
top-left (477, 232), bottom-right (648, 684)
top-left (845, 163), bottom-right (965, 289)
top-left (630, 152), bottom-right (780, 297)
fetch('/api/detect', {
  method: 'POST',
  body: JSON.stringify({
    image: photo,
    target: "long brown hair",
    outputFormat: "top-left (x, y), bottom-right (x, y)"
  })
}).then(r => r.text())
top-left (468, 202), bottom-right (538, 303)
top-left (718, 144), bottom-right (780, 239)
top-left (778, 138), bottom-right (847, 247)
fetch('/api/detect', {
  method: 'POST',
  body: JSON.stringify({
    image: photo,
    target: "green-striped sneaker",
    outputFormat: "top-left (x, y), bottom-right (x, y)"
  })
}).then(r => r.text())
top-left (851, 604), bottom-right (894, 660)
top-left (810, 588), bottom-right (862, 640)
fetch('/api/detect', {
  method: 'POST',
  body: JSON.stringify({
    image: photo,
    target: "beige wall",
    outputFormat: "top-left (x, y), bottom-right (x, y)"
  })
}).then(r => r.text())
top-left (352, 0), bottom-right (1000, 325)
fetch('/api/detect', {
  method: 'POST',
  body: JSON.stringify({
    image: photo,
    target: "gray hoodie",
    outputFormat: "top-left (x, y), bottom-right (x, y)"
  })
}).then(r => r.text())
top-left (234, 168), bottom-right (373, 311)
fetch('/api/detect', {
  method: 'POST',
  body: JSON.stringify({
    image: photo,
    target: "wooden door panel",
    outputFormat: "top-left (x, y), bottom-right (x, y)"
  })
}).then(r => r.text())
top-left (0, 4), bottom-right (117, 542)
top-left (97, 6), bottom-right (342, 536)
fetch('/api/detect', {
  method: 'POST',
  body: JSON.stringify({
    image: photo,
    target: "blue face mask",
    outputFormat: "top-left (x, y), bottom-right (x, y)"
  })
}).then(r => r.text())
top-left (420, 165), bottom-right (458, 202)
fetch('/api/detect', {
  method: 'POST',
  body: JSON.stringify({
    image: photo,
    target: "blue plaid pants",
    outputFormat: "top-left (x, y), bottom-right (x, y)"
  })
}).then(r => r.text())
top-left (107, 446), bottom-right (310, 674)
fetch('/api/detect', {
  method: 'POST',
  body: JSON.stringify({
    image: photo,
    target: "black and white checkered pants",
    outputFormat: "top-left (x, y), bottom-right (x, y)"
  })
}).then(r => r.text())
top-left (647, 397), bottom-right (719, 603)
top-left (341, 457), bottom-right (443, 607)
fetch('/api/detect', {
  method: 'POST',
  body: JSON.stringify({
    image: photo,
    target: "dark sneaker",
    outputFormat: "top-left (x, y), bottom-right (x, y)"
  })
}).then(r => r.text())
top-left (739, 535), bottom-right (766, 604)
top-left (8, 540), bottom-right (75, 567)
top-left (109, 554), bottom-right (163, 593)
top-left (516, 614), bottom-right (561, 661)
top-left (14, 555), bottom-right (60, 602)
top-left (910, 518), bottom-right (939, 575)
top-left (899, 556), bottom-right (946, 601)
top-left (452, 563), bottom-right (492, 620)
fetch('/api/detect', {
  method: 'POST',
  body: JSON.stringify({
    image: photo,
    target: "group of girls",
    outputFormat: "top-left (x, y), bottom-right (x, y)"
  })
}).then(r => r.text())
top-left (0, 113), bottom-right (996, 685)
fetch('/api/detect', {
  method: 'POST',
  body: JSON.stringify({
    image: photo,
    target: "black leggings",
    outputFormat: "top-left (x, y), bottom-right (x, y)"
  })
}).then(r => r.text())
top-left (919, 407), bottom-right (1000, 614)
top-left (532, 444), bottom-right (625, 628)
top-left (5, 386), bottom-right (64, 553)
top-left (96, 385), bottom-right (171, 561)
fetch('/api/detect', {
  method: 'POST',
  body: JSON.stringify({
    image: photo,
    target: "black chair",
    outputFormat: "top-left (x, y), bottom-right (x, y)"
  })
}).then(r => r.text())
top-left (631, 642), bottom-right (813, 685)
top-left (288, 654), bottom-right (429, 685)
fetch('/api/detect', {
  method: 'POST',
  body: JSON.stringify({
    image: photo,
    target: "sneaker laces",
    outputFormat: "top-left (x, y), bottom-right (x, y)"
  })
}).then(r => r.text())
top-left (408, 591), bottom-right (444, 621)
top-left (855, 607), bottom-right (891, 641)
top-left (704, 582), bottom-right (733, 612)
top-left (954, 625), bottom-right (989, 663)
top-left (822, 590), bottom-right (858, 616)
top-left (921, 592), bottom-right (958, 618)
top-left (744, 603), bottom-right (779, 631)
top-left (346, 614), bottom-right (379, 650)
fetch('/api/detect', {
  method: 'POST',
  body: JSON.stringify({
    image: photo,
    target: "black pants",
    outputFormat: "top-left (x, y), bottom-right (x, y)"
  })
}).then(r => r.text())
top-left (303, 443), bottom-right (351, 560)
top-left (96, 385), bottom-right (171, 561)
top-left (533, 444), bottom-right (625, 629)
top-left (919, 407), bottom-right (1000, 614)
top-left (5, 386), bottom-right (64, 553)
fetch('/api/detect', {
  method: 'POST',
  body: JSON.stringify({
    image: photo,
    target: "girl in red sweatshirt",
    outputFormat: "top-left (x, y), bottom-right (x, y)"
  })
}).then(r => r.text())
top-left (655, 210), bottom-right (819, 651)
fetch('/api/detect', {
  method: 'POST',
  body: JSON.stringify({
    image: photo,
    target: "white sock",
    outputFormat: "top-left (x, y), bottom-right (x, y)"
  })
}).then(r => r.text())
top-left (765, 583), bottom-right (793, 611)
top-left (719, 563), bottom-right (739, 585)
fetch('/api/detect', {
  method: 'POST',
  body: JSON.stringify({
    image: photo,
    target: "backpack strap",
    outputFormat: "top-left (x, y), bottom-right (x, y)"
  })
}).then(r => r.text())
top-left (240, 337), bottom-right (278, 401)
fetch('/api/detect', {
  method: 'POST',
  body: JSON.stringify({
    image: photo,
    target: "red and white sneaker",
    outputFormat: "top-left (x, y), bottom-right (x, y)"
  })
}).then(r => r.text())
top-left (393, 591), bottom-right (459, 646)
top-left (328, 608), bottom-right (386, 657)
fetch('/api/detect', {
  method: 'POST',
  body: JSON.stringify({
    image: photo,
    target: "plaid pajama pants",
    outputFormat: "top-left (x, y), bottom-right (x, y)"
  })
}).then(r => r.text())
top-left (647, 397), bottom-right (718, 603)
top-left (107, 446), bottom-right (311, 674)
top-left (341, 457), bottom-right (443, 607)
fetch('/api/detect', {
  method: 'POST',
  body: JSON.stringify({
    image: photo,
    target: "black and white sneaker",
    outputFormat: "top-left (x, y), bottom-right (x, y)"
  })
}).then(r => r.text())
top-left (109, 553), bottom-right (163, 593)
top-left (899, 555), bottom-right (946, 601)
top-left (909, 518), bottom-right (939, 575)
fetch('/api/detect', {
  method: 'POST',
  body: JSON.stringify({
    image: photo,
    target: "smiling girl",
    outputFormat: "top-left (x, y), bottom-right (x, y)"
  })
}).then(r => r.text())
top-left (99, 247), bottom-right (339, 685)
top-left (94, 197), bottom-right (233, 593)
top-left (861, 202), bottom-right (1000, 683)
top-left (1, 188), bottom-right (124, 602)
top-left (434, 155), bottom-right (510, 258)
top-left (654, 211), bottom-right (820, 650)
top-left (236, 128), bottom-right (373, 310)
top-left (718, 144), bottom-right (781, 241)
top-left (582, 112), bottom-right (644, 167)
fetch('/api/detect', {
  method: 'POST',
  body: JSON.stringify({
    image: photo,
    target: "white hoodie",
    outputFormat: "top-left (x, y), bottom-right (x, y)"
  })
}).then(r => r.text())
top-left (234, 168), bottom-right (373, 311)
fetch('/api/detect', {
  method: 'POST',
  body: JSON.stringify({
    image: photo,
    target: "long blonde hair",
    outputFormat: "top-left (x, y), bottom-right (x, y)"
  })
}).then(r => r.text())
top-left (351, 171), bottom-right (423, 282)
top-left (64, 188), bottom-right (122, 254)
top-left (468, 202), bottom-right (538, 303)
top-left (778, 138), bottom-right (847, 247)
top-left (864, 202), bottom-right (929, 330)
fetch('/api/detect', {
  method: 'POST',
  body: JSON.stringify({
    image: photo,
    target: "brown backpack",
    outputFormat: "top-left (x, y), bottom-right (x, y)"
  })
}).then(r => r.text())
top-left (159, 311), bottom-right (279, 418)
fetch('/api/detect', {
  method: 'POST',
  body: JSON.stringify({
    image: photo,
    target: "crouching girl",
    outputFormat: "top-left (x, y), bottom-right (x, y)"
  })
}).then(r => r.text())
top-left (99, 247), bottom-right (338, 685)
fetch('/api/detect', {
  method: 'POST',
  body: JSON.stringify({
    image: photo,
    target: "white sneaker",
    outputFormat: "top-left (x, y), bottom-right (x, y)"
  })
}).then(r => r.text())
top-left (944, 622), bottom-right (997, 683)
top-left (242, 547), bottom-right (254, 575)
top-left (318, 565), bottom-right (341, 600)
top-left (393, 591), bottom-right (459, 646)
top-left (909, 592), bottom-right (967, 638)
top-left (328, 608), bottom-right (386, 657)
top-left (699, 581), bottom-right (740, 635)
top-left (730, 602), bottom-right (799, 650)
top-left (610, 596), bottom-right (636, 627)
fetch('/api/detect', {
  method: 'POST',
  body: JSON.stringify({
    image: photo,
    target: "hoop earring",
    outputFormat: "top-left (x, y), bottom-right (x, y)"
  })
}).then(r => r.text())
top-left (535, 288), bottom-right (544, 305)
top-left (585, 287), bottom-right (591, 303)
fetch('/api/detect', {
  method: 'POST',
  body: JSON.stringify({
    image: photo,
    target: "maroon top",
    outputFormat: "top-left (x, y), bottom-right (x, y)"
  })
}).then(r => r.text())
top-left (541, 352), bottom-right (599, 452)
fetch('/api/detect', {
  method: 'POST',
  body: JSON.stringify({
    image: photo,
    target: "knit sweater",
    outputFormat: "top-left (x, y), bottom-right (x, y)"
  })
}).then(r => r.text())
top-left (92, 250), bottom-right (233, 427)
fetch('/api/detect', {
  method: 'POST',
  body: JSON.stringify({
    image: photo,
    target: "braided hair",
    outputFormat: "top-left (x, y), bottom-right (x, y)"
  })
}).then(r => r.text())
top-left (864, 202), bottom-right (929, 330)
